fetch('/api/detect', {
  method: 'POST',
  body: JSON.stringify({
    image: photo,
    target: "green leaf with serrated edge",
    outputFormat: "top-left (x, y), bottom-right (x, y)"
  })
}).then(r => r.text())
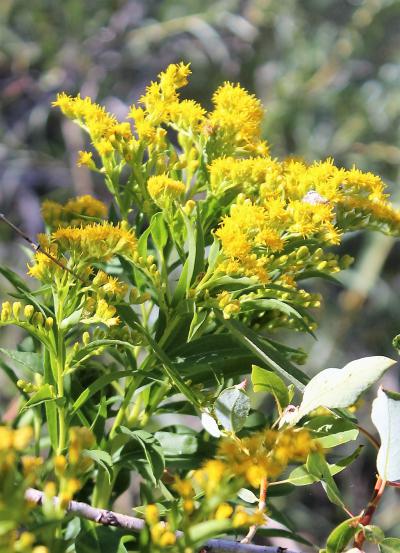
top-left (306, 451), bottom-right (345, 508)
top-left (296, 356), bottom-right (396, 421)
top-left (72, 370), bottom-right (133, 412)
top-left (326, 518), bottom-right (360, 553)
top-left (219, 316), bottom-right (308, 391)
top-left (83, 450), bottom-right (113, 483)
top-left (251, 364), bottom-right (289, 410)
top-left (371, 387), bottom-right (400, 482)
top-left (0, 348), bottom-right (43, 374)
top-left (380, 538), bottom-right (400, 552)
top-left (154, 432), bottom-right (197, 456)
top-left (304, 416), bottom-right (359, 448)
top-left (215, 387), bottom-right (250, 432)
top-left (287, 446), bottom-right (363, 486)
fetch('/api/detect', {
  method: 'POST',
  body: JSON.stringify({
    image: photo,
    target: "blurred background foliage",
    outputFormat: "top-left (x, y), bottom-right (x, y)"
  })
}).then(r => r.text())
top-left (1, 0), bottom-right (400, 548)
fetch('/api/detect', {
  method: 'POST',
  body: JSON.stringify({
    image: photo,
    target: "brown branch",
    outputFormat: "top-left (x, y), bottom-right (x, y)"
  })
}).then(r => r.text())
top-left (25, 487), bottom-right (303, 553)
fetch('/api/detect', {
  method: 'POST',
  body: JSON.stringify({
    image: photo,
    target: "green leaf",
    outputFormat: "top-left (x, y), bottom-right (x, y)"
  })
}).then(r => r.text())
top-left (364, 525), bottom-right (385, 544)
top-left (380, 538), bottom-right (400, 552)
top-left (76, 526), bottom-right (127, 553)
top-left (72, 370), bottom-right (133, 412)
top-left (83, 449), bottom-right (113, 483)
top-left (118, 427), bottom-right (165, 485)
top-left (187, 519), bottom-right (232, 544)
top-left (371, 387), bottom-right (400, 482)
top-left (60, 307), bottom-right (83, 329)
top-left (206, 236), bottom-right (220, 272)
top-left (22, 384), bottom-right (54, 409)
top-left (326, 518), bottom-right (360, 553)
top-left (251, 365), bottom-right (289, 410)
top-left (215, 387), bottom-right (250, 432)
top-left (0, 266), bottom-right (31, 293)
top-left (154, 432), bottom-right (197, 456)
top-left (288, 446), bottom-right (363, 486)
top-left (238, 488), bottom-right (258, 503)
top-left (150, 212), bottom-right (168, 251)
top-left (201, 411), bottom-right (221, 437)
top-left (0, 348), bottom-right (43, 374)
top-left (303, 415), bottom-right (359, 448)
top-left (240, 298), bottom-right (312, 334)
top-left (187, 309), bottom-right (208, 342)
top-left (306, 451), bottom-right (345, 509)
top-left (219, 316), bottom-right (308, 391)
top-left (296, 356), bottom-right (396, 421)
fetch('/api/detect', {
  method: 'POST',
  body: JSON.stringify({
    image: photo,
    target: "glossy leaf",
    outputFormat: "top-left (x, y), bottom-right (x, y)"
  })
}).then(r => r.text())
top-left (326, 518), bottom-right (360, 553)
top-left (297, 356), bottom-right (396, 421)
top-left (215, 386), bottom-right (250, 432)
top-left (380, 538), bottom-right (400, 552)
top-left (251, 364), bottom-right (289, 410)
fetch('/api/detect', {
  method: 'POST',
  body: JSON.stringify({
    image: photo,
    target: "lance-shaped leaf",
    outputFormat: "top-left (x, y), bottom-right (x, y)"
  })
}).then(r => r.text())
top-left (215, 387), bottom-right (250, 432)
top-left (371, 387), bottom-right (400, 482)
top-left (296, 356), bottom-right (396, 421)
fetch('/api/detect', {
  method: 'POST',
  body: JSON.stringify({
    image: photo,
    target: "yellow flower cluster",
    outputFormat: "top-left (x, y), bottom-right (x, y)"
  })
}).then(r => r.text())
top-left (218, 427), bottom-right (318, 488)
top-left (41, 195), bottom-right (107, 229)
top-left (208, 82), bottom-right (268, 155)
top-left (92, 270), bottom-right (128, 301)
top-left (52, 221), bottom-right (137, 263)
top-left (173, 459), bottom-right (266, 529)
top-left (144, 504), bottom-right (176, 548)
top-left (147, 174), bottom-right (186, 207)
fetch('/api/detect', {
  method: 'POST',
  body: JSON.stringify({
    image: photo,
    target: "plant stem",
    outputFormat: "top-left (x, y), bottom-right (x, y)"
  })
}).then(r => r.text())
top-left (353, 476), bottom-right (386, 548)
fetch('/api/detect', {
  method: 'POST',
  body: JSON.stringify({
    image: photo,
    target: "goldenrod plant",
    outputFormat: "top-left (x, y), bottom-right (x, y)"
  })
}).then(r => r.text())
top-left (0, 63), bottom-right (400, 553)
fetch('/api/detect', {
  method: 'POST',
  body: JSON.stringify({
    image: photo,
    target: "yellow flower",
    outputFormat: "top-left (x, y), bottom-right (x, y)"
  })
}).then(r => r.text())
top-left (209, 82), bottom-right (267, 153)
top-left (52, 221), bottom-right (138, 263)
top-left (215, 503), bottom-right (233, 520)
top-left (41, 195), bottom-right (107, 229)
top-left (147, 174), bottom-right (185, 206)
top-left (77, 151), bottom-right (95, 169)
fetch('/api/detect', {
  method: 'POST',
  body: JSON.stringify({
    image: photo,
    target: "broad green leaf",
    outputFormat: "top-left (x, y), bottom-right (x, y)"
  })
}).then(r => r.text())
top-left (326, 518), bottom-right (360, 553)
top-left (371, 387), bottom-right (400, 482)
top-left (306, 451), bottom-right (345, 509)
top-left (215, 387), bottom-right (250, 432)
top-left (296, 356), bottom-right (396, 421)
top-left (0, 348), bottom-right (43, 374)
top-left (304, 416), bottom-right (359, 448)
top-left (118, 427), bottom-right (165, 485)
top-left (251, 364), bottom-right (289, 410)
top-left (380, 538), bottom-right (400, 552)
top-left (83, 449), bottom-right (113, 483)
top-left (288, 446), bottom-right (363, 486)
top-left (154, 432), bottom-right (197, 456)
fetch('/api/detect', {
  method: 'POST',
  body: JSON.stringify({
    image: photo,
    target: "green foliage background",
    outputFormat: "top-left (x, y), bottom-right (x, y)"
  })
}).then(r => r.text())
top-left (1, 0), bottom-right (400, 547)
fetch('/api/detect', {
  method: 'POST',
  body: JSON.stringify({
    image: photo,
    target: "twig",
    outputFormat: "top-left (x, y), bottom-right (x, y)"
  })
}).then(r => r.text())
top-left (241, 476), bottom-right (268, 544)
top-left (25, 487), bottom-right (303, 553)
